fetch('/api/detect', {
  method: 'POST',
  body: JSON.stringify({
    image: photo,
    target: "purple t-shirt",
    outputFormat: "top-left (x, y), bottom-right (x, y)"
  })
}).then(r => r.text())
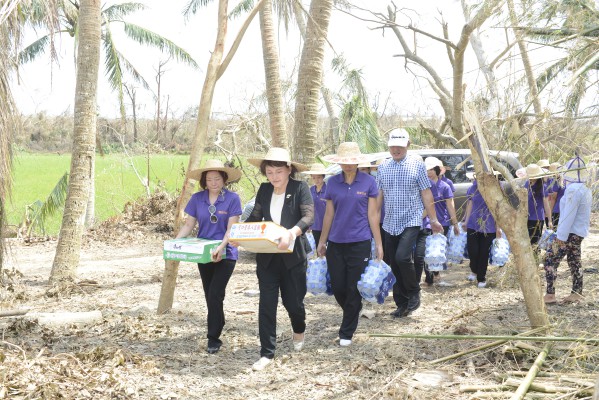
top-left (441, 175), bottom-right (456, 193)
top-left (466, 180), bottom-right (496, 233)
top-left (310, 182), bottom-right (327, 231)
top-left (184, 189), bottom-right (242, 260)
top-left (430, 178), bottom-right (454, 226)
top-left (325, 171), bottom-right (379, 243)
top-left (546, 178), bottom-right (564, 213)
top-left (525, 180), bottom-right (547, 221)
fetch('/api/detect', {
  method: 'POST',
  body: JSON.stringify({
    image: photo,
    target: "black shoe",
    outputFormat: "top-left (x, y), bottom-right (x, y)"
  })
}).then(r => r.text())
top-left (404, 293), bottom-right (421, 316)
top-left (390, 304), bottom-right (408, 318)
top-left (207, 344), bottom-right (221, 354)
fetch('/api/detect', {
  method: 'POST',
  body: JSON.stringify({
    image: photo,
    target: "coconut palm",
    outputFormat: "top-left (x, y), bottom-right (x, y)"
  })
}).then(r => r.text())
top-left (19, 0), bottom-right (198, 120)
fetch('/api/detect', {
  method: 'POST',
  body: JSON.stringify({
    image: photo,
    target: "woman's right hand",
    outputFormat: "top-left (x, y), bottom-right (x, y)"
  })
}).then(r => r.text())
top-left (317, 242), bottom-right (326, 257)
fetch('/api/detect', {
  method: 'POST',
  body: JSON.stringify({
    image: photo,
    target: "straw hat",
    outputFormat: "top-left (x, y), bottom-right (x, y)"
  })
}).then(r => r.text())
top-left (189, 159), bottom-right (242, 183)
top-left (562, 156), bottom-right (589, 183)
top-left (525, 163), bottom-right (545, 179)
top-left (424, 156), bottom-right (443, 170)
top-left (537, 159), bottom-right (550, 168)
top-left (548, 162), bottom-right (561, 172)
top-left (357, 161), bottom-right (378, 169)
top-left (322, 142), bottom-right (372, 165)
top-left (302, 163), bottom-right (330, 175)
top-left (247, 147), bottom-right (308, 172)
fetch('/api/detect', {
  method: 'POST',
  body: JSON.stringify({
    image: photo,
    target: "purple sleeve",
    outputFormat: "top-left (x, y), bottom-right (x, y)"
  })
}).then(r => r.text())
top-left (443, 184), bottom-right (454, 199)
top-left (368, 176), bottom-right (379, 198)
top-left (184, 193), bottom-right (200, 219)
top-left (466, 184), bottom-right (476, 200)
top-left (229, 193), bottom-right (242, 216)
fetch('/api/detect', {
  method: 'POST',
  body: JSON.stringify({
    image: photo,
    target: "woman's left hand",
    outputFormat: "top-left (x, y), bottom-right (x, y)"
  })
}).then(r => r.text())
top-left (211, 246), bottom-right (224, 262)
top-left (277, 230), bottom-right (293, 250)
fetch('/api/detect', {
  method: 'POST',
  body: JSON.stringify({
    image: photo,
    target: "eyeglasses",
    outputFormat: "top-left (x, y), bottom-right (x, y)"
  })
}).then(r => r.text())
top-left (208, 204), bottom-right (218, 224)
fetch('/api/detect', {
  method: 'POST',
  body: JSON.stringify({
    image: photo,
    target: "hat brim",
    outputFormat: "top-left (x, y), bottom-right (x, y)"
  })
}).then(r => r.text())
top-left (322, 154), bottom-right (373, 165)
top-left (247, 158), bottom-right (308, 172)
top-left (388, 140), bottom-right (409, 147)
top-left (302, 170), bottom-right (331, 175)
top-left (189, 167), bottom-right (242, 183)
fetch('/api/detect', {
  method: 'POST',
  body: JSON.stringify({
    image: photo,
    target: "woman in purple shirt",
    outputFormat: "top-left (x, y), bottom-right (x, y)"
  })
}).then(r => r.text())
top-left (463, 174), bottom-right (502, 287)
top-left (318, 142), bottom-right (383, 347)
top-left (176, 159), bottom-right (243, 355)
top-left (302, 163), bottom-right (330, 246)
top-left (524, 164), bottom-right (553, 250)
top-left (546, 163), bottom-right (563, 227)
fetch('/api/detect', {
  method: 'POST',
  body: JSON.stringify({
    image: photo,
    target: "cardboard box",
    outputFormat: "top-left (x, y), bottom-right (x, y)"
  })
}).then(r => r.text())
top-left (163, 238), bottom-right (224, 263)
top-left (229, 222), bottom-right (295, 253)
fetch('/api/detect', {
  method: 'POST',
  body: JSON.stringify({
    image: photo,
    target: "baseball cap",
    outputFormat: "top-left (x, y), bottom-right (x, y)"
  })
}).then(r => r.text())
top-left (387, 128), bottom-right (409, 147)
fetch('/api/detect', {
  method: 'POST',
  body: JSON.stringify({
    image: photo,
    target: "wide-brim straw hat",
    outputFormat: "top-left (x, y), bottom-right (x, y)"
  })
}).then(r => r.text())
top-left (357, 161), bottom-right (378, 169)
top-left (537, 159), bottom-right (550, 168)
top-left (247, 147), bottom-right (308, 172)
top-left (525, 163), bottom-right (545, 179)
top-left (189, 159), bottom-right (242, 183)
top-left (548, 162), bottom-right (561, 172)
top-left (322, 142), bottom-right (372, 165)
top-left (302, 163), bottom-right (331, 175)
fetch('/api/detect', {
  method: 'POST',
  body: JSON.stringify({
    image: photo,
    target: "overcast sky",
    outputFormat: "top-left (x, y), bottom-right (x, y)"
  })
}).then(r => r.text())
top-left (10, 0), bottom-right (566, 120)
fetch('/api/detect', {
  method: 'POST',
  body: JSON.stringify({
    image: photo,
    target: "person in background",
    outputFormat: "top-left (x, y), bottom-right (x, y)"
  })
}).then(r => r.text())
top-left (302, 163), bottom-right (330, 246)
top-left (523, 163), bottom-right (553, 249)
top-left (358, 161), bottom-right (390, 263)
top-left (546, 162), bottom-right (564, 227)
top-left (245, 148), bottom-right (314, 371)
top-left (423, 156), bottom-right (460, 285)
top-left (317, 142), bottom-right (383, 347)
top-left (543, 156), bottom-right (591, 304)
top-left (439, 161), bottom-right (456, 194)
top-left (376, 129), bottom-right (443, 318)
top-left (176, 159), bottom-right (243, 355)
top-left (463, 170), bottom-right (503, 288)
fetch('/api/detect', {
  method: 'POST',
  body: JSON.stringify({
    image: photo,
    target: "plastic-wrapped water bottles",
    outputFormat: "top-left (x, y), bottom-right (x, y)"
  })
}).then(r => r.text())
top-left (357, 259), bottom-right (395, 304)
top-left (489, 237), bottom-right (510, 266)
top-left (424, 233), bottom-right (447, 272)
top-left (306, 258), bottom-right (330, 295)
top-left (306, 231), bottom-right (316, 258)
top-left (370, 238), bottom-right (376, 259)
top-left (538, 229), bottom-right (556, 251)
top-left (447, 224), bottom-right (467, 264)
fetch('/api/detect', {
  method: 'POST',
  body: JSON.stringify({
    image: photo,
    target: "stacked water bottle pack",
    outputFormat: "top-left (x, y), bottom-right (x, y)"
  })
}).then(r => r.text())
top-left (306, 231), bottom-right (316, 258)
top-left (446, 224), bottom-right (467, 264)
top-left (424, 233), bottom-right (447, 272)
top-left (489, 234), bottom-right (510, 267)
top-left (357, 259), bottom-right (396, 304)
top-left (306, 258), bottom-right (332, 295)
top-left (538, 229), bottom-right (557, 251)
top-left (370, 238), bottom-right (376, 259)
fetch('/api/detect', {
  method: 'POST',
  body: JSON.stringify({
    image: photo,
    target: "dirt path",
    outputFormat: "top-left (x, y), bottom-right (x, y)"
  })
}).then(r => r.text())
top-left (2, 224), bottom-right (599, 399)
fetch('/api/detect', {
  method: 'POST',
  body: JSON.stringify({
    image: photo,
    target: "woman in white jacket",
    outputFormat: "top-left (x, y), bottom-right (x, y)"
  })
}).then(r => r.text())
top-left (543, 156), bottom-right (592, 304)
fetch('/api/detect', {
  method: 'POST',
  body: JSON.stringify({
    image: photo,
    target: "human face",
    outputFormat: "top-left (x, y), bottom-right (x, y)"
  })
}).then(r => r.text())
top-left (205, 171), bottom-right (225, 193)
top-left (358, 167), bottom-right (371, 174)
top-left (389, 144), bottom-right (409, 161)
top-left (341, 164), bottom-right (358, 175)
top-left (265, 165), bottom-right (291, 191)
top-left (311, 175), bottom-right (325, 186)
top-left (427, 168), bottom-right (437, 180)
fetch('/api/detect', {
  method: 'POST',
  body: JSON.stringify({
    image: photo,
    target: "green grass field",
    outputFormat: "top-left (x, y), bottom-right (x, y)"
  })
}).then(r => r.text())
top-left (7, 153), bottom-right (192, 235)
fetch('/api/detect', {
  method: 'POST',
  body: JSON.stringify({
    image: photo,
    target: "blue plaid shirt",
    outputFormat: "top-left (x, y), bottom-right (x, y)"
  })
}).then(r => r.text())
top-left (376, 155), bottom-right (431, 235)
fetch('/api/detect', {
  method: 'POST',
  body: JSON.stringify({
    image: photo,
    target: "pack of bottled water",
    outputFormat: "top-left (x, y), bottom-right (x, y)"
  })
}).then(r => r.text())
top-left (306, 231), bottom-right (316, 258)
top-left (489, 237), bottom-right (510, 266)
top-left (358, 259), bottom-right (395, 304)
top-left (424, 233), bottom-right (447, 266)
top-left (306, 258), bottom-right (331, 295)
top-left (370, 238), bottom-right (376, 259)
top-left (447, 224), bottom-right (467, 264)
top-left (538, 229), bottom-right (556, 251)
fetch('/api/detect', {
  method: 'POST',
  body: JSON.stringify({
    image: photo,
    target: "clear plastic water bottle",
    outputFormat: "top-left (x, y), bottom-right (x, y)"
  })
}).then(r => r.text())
top-left (424, 233), bottom-right (447, 265)
top-left (538, 229), bottom-right (556, 251)
top-left (306, 258), bottom-right (328, 295)
top-left (489, 237), bottom-right (510, 266)
top-left (447, 224), bottom-right (467, 264)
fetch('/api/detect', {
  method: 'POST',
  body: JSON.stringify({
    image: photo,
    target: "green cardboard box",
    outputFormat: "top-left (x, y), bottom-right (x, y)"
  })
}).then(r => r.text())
top-left (163, 238), bottom-right (224, 264)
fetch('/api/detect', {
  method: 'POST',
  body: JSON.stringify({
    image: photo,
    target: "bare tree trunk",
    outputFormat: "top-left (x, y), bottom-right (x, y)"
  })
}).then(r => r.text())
top-left (157, 0), bottom-right (266, 314)
top-left (259, 0), bottom-right (288, 148)
top-left (49, 0), bottom-right (100, 285)
top-left (84, 160), bottom-right (95, 227)
top-left (292, 0), bottom-right (333, 164)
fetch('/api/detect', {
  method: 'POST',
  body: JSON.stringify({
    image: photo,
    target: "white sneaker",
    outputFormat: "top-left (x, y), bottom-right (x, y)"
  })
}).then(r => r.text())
top-left (252, 357), bottom-right (272, 371)
top-left (293, 334), bottom-right (305, 352)
top-left (339, 339), bottom-right (352, 347)
top-left (467, 274), bottom-right (476, 282)
top-left (477, 282), bottom-right (487, 288)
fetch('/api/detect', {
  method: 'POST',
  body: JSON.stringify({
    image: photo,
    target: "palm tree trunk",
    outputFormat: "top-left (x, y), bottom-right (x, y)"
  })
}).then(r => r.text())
top-left (260, 0), bottom-right (288, 149)
top-left (292, 0), bottom-right (333, 164)
top-left (84, 161), bottom-right (95, 227)
top-left (49, 0), bottom-right (101, 285)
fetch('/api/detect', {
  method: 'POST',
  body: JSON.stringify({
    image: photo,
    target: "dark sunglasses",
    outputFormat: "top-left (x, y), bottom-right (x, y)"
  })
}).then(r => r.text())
top-left (208, 204), bottom-right (218, 224)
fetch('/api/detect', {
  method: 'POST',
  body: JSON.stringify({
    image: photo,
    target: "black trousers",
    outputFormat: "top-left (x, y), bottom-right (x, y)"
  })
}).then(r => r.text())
top-left (326, 240), bottom-right (370, 340)
top-left (257, 255), bottom-right (307, 359)
top-left (385, 226), bottom-right (421, 308)
top-left (197, 259), bottom-right (236, 347)
top-left (528, 219), bottom-right (544, 245)
top-left (467, 229), bottom-right (496, 283)
top-left (312, 230), bottom-right (322, 249)
top-left (414, 228), bottom-right (431, 283)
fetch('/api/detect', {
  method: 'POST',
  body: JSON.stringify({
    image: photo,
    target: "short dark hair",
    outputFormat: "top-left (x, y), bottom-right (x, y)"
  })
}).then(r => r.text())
top-left (199, 170), bottom-right (228, 190)
top-left (431, 166), bottom-right (441, 176)
top-left (260, 160), bottom-right (298, 176)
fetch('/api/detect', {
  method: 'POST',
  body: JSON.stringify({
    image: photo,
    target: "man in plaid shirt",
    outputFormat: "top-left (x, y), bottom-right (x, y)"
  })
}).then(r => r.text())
top-left (376, 129), bottom-right (443, 318)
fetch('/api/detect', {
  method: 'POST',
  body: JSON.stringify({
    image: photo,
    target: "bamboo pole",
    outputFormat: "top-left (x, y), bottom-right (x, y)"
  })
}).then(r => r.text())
top-left (431, 327), bottom-right (548, 365)
top-left (370, 333), bottom-right (599, 344)
top-left (0, 309), bottom-right (29, 317)
top-left (510, 344), bottom-right (551, 400)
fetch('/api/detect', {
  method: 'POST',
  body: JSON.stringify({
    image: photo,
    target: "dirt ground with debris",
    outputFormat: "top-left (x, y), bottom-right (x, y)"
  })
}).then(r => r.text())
top-left (1, 194), bottom-right (598, 399)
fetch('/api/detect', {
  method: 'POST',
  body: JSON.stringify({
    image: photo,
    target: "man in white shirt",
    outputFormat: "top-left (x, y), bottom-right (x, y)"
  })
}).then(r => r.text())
top-left (543, 156), bottom-right (592, 304)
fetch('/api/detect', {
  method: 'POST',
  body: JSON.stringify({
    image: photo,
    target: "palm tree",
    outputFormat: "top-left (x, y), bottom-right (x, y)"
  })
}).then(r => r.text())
top-left (19, 1), bottom-right (198, 121)
top-left (49, 0), bottom-right (101, 286)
